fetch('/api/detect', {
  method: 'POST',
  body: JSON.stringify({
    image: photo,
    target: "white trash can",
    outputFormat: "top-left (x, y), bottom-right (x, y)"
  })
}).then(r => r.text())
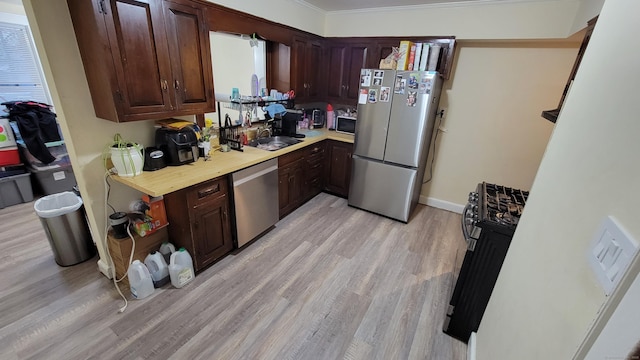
top-left (34, 191), bottom-right (95, 266)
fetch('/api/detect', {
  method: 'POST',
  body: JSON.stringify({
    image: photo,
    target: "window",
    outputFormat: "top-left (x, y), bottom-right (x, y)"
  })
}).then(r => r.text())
top-left (0, 16), bottom-right (52, 106)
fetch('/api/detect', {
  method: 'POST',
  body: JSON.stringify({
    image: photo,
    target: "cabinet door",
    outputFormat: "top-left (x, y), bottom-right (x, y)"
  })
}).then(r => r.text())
top-left (163, 0), bottom-right (215, 113)
top-left (191, 195), bottom-right (232, 270)
top-left (326, 43), bottom-right (368, 104)
top-left (291, 37), bottom-right (307, 101)
top-left (370, 39), bottom-right (399, 68)
top-left (325, 141), bottom-right (353, 198)
top-left (103, 0), bottom-right (173, 116)
top-left (306, 41), bottom-right (323, 99)
top-left (303, 142), bottom-right (326, 201)
top-left (278, 158), bottom-right (304, 218)
top-left (291, 37), bottom-right (323, 101)
top-left (327, 45), bottom-right (347, 99)
top-left (345, 44), bottom-right (369, 101)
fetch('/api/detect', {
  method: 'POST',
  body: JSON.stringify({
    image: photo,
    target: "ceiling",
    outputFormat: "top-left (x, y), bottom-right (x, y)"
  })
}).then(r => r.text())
top-left (299, 0), bottom-right (542, 12)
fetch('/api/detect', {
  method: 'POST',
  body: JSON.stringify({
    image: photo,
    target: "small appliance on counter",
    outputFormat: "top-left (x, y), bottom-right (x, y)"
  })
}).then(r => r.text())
top-left (304, 108), bottom-right (326, 128)
top-left (272, 110), bottom-right (305, 138)
top-left (155, 127), bottom-right (198, 166)
top-left (143, 146), bottom-right (166, 171)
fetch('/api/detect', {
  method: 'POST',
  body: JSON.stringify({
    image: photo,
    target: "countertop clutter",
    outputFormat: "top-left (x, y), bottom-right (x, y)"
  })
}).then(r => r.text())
top-left (112, 128), bottom-right (353, 197)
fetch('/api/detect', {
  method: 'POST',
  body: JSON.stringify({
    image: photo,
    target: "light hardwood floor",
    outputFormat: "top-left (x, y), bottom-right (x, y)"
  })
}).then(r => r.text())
top-left (0, 193), bottom-right (467, 360)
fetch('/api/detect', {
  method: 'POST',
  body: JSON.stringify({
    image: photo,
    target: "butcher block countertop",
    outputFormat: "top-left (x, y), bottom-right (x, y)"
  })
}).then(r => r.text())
top-left (112, 129), bottom-right (354, 197)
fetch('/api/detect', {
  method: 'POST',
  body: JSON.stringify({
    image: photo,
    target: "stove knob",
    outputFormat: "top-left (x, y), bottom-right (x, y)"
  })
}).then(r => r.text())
top-left (466, 218), bottom-right (474, 225)
top-left (472, 205), bottom-right (478, 212)
top-left (468, 192), bottom-right (479, 202)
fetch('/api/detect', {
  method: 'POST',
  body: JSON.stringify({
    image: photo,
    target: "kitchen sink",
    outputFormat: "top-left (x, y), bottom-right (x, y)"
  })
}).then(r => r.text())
top-left (246, 136), bottom-right (302, 151)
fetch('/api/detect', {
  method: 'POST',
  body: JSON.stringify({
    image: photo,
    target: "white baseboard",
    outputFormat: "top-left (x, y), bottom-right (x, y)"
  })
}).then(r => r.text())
top-left (97, 259), bottom-right (112, 279)
top-left (419, 196), bottom-right (465, 214)
top-left (468, 332), bottom-right (477, 360)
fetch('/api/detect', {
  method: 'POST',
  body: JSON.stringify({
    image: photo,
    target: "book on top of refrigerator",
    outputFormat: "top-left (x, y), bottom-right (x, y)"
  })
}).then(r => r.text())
top-left (412, 43), bottom-right (423, 71)
top-left (418, 43), bottom-right (430, 71)
top-left (396, 40), bottom-right (414, 70)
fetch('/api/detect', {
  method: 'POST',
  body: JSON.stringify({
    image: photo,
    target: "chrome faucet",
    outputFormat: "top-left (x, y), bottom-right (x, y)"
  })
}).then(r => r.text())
top-left (258, 126), bottom-right (271, 138)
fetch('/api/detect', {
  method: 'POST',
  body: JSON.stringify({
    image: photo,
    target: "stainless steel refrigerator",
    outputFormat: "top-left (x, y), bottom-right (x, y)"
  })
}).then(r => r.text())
top-left (348, 69), bottom-right (442, 222)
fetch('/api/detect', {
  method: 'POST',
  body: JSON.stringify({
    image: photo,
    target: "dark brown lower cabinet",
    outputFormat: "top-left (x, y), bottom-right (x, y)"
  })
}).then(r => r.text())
top-left (164, 176), bottom-right (233, 271)
top-left (303, 142), bottom-right (326, 202)
top-left (325, 140), bottom-right (353, 198)
top-left (278, 150), bottom-right (305, 218)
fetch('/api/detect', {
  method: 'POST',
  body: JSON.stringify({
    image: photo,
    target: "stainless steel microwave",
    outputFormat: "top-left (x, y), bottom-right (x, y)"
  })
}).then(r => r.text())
top-left (336, 116), bottom-right (356, 135)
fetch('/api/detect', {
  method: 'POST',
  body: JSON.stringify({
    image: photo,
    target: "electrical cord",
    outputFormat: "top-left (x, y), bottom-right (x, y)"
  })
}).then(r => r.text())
top-left (104, 173), bottom-right (116, 213)
top-left (423, 109), bottom-right (445, 184)
top-left (103, 171), bottom-right (136, 313)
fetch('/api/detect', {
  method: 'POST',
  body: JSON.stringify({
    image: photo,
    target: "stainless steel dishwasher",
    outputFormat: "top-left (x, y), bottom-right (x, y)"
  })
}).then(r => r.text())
top-left (231, 158), bottom-right (279, 248)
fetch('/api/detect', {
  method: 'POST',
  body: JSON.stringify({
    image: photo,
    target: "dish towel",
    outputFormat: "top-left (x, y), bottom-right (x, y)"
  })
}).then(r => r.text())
top-left (264, 104), bottom-right (287, 118)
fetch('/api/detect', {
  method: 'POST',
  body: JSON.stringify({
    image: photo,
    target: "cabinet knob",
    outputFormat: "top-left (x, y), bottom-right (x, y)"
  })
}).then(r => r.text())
top-left (174, 80), bottom-right (180, 90)
top-left (161, 80), bottom-right (168, 91)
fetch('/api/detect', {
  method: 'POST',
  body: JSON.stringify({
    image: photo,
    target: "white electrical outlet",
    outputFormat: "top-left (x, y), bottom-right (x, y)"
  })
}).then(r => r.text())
top-left (589, 216), bottom-right (638, 296)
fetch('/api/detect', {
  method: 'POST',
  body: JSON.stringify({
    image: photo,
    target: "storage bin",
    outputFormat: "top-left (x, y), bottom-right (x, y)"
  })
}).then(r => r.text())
top-left (18, 140), bottom-right (70, 170)
top-left (0, 164), bottom-right (27, 178)
top-left (31, 164), bottom-right (77, 195)
top-left (0, 172), bottom-right (34, 208)
top-left (0, 146), bottom-right (20, 166)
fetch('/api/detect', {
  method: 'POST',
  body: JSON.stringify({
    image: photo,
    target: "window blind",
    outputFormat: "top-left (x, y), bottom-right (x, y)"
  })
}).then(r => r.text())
top-left (0, 21), bottom-right (50, 105)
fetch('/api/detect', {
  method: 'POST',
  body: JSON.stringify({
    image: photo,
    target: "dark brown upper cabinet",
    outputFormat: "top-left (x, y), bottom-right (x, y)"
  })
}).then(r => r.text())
top-left (67, 0), bottom-right (215, 122)
top-left (326, 42), bottom-right (369, 104)
top-left (324, 37), bottom-right (455, 106)
top-left (291, 36), bottom-right (324, 102)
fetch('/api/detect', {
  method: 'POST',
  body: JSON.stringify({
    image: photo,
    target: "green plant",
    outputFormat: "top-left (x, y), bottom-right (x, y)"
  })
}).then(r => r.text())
top-left (103, 133), bottom-right (144, 176)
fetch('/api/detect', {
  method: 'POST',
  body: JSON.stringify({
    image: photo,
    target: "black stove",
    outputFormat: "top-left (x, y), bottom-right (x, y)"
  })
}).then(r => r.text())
top-left (483, 183), bottom-right (529, 227)
top-left (463, 182), bottom-right (529, 241)
top-left (444, 182), bottom-right (529, 343)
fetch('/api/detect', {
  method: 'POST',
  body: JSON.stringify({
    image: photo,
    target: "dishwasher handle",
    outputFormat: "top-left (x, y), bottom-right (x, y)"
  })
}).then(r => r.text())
top-left (233, 164), bottom-right (278, 187)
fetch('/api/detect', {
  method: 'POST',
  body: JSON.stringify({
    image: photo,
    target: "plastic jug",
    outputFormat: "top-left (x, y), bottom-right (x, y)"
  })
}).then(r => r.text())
top-left (168, 248), bottom-right (195, 288)
top-left (159, 242), bottom-right (176, 264)
top-left (128, 260), bottom-right (154, 299)
top-left (144, 251), bottom-right (170, 288)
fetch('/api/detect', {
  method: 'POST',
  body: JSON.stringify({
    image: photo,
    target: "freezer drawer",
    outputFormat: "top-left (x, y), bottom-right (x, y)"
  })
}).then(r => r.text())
top-left (348, 156), bottom-right (418, 222)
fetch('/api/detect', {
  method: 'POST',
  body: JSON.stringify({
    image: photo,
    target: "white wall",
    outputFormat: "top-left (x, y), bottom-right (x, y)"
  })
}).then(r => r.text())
top-left (206, 0), bottom-right (325, 36)
top-left (423, 41), bottom-right (577, 207)
top-left (325, 0), bottom-right (579, 39)
top-left (476, 0), bottom-right (640, 359)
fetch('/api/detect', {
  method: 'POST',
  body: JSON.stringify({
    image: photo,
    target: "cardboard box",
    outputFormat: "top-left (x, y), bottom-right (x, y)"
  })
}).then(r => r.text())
top-left (379, 58), bottom-right (397, 70)
top-left (107, 226), bottom-right (168, 288)
top-left (132, 195), bottom-right (168, 237)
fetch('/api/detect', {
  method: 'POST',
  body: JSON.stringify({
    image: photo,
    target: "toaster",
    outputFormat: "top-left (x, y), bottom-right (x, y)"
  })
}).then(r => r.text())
top-left (155, 127), bottom-right (199, 166)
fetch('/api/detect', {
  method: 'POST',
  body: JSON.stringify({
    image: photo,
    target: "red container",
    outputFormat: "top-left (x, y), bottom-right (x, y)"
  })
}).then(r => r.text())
top-left (0, 147), bottom-right (20, 166)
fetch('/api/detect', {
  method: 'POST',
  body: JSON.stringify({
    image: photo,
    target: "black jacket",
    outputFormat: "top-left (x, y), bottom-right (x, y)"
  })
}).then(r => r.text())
top-left (3, 101), bottom-right (61, 164)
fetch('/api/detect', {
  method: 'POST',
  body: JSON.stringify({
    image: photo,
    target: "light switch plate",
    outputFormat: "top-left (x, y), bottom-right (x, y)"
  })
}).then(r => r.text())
top-left (589, 216), bottom-right (638, 296)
